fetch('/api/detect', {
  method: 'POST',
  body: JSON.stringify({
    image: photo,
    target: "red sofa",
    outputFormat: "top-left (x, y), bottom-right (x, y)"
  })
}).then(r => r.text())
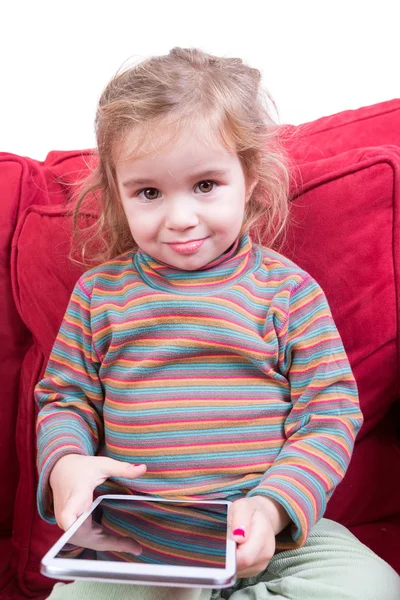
top-left (1, 99), bottom-right (400, 599)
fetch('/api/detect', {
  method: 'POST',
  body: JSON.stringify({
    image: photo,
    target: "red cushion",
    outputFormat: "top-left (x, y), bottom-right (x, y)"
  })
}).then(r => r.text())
top-left (0, 152), bottom-right (62, 539)
top-left (0, 158), bottom-right (24, 537)
top-left (0, 537), bottom-right (12, 585)
top-left (283, 98), bottom-right (400, 162)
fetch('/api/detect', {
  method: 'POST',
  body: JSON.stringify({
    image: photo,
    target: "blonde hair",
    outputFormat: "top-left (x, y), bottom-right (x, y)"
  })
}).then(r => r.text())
top-left (70, 47), bottom-right (292, 268)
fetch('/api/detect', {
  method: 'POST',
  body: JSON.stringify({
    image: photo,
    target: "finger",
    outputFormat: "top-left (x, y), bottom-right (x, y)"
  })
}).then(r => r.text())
top-left (68, 519), bottom-right (143, 555)
top-left (92, 532), bottom-right (143, 555)
top-left (236, 510), bottom-right (273, 576)
top-left (87, 522), bottom-right (142, 555)
top-left (237, 562), bottom-right (268, 579)
top-left (228, 498), bottom-right (255, 545)
top-left (57, 491), bottom-right (93, 531)
top-left (107, 535), bottom-right (143, 555)
top-left (97, 458), bottom-right (147, 480)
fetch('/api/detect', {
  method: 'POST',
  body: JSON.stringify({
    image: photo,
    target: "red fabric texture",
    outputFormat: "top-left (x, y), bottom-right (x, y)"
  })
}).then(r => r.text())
top-left (0, 160), bottom-right (23, 537)
top-left (283, 98), bottom-right (400, 161)
top-left (0, 153), bottom-right (64, 537)
top-left (1, 99), bottom-right (400, 598)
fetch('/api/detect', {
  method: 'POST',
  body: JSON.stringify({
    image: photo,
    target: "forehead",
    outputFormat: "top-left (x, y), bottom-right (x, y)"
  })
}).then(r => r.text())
top-left (114, 119), bottom-right (237, 176)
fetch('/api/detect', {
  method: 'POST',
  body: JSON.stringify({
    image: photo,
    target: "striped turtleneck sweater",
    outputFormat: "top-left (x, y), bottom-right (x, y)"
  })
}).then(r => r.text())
top-left (35, 232), bottom-right (362, 549)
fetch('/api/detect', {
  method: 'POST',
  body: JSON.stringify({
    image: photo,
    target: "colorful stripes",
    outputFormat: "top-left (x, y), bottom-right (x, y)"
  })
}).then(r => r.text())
top-left (35, 232), bottom-right (362, 549)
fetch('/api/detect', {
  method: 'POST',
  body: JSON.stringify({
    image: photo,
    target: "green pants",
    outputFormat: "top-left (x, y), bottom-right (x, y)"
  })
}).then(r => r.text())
top-left (47, 518), bottom-right (400, 600)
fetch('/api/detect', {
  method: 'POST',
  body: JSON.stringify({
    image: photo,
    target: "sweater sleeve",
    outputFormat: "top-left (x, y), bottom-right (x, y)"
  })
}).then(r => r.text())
top-left (247, 274), bottom-right (363, 549)
top-left (35, 278), bottom-right (104, 523)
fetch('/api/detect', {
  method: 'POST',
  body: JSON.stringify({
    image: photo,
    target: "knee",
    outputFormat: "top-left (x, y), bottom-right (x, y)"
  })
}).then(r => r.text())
top-left (267, 535), bottom-right (400, 600)
top-left (350, 554), bottom-right (400, 600)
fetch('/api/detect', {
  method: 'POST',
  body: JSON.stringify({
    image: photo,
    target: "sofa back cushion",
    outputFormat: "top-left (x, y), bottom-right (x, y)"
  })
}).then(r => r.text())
top-left (284, 98), bottom-right (400, 161)
top-left (0, 157), bottom-right (25, 537)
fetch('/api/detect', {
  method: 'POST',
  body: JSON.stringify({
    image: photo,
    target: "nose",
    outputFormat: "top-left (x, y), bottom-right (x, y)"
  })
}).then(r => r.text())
top-left (164, 197), bottom-right (200, 230)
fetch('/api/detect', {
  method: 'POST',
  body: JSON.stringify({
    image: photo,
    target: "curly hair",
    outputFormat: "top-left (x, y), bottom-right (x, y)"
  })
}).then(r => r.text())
top-left (70, 47), bottom-right (293, 268)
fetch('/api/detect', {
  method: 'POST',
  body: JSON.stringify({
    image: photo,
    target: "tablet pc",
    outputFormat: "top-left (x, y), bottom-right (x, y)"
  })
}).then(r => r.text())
top-left (41, 495), bottom-right (236, 589)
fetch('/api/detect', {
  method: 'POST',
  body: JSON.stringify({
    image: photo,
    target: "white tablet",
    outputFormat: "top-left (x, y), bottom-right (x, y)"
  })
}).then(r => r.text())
top-left (41, 495), bottom-right (236, 589)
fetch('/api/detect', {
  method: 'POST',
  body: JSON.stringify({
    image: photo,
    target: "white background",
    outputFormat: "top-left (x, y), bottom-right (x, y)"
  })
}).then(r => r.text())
top-left (1, 0), bottom-right (399, 161)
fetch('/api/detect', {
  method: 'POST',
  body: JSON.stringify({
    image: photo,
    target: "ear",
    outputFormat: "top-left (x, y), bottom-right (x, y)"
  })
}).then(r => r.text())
top-left (245, 176), bottom-right (259, 204)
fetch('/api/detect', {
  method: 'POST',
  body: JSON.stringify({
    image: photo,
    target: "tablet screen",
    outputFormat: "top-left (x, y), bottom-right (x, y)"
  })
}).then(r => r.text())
top-left (55, 499), bottom-right (228, 569)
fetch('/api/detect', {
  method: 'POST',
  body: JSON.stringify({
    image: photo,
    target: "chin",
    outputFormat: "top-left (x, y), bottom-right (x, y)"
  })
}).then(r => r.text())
top-left (172, 259), bottom-right (206, 271)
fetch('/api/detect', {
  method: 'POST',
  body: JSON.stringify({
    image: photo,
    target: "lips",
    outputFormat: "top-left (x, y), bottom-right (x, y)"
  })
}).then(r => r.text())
top-left (167, 238), bottom-right (207, 255)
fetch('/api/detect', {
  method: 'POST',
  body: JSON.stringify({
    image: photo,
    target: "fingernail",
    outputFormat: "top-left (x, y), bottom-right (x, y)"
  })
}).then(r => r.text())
top-left (233, 527), bottom-right (245, 537)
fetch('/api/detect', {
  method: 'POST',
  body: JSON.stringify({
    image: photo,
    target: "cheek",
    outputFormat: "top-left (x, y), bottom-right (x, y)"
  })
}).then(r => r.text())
top-left (207, 194), bottom-right (246, 223)
top-left (123, 203), bottom-right (160, 238)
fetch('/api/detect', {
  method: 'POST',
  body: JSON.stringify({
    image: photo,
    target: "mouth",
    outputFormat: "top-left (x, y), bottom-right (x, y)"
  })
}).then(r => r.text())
top-left (167, 237), bottom-right (208, 255)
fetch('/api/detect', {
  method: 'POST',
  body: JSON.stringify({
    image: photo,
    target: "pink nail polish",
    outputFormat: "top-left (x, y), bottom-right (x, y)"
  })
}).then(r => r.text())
top-left (233, 528), bottom-right (245, 537)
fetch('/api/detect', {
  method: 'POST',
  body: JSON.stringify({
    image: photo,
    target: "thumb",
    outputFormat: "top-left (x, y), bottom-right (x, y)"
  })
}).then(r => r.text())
top-left (228, 498), bottom-right (254, 545)
top-left (58, 491), bottom-right (93, 531)
top-left (97, 458), bottom-right (147, 480)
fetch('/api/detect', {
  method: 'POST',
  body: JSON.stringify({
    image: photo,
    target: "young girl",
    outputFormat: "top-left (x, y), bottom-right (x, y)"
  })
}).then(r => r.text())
top-left (35, 47), bottom-right (400, 600)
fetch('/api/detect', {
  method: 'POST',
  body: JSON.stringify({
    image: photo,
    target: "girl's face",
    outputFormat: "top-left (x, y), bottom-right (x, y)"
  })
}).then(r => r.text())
top-left (115, 129), bottom-right (258, 271)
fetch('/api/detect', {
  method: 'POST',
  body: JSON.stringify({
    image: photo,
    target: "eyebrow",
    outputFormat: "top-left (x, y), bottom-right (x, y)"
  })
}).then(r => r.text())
top-left (122, 168), bottom-right (230, 188)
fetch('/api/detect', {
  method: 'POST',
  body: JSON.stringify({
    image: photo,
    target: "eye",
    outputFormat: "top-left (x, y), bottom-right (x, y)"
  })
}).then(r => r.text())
top-left (135, 180), bottom-right (218, 202)
top-left (136, 188), bottom-right (160, 202)
top-left (194, 180), bottom-right (217, 194)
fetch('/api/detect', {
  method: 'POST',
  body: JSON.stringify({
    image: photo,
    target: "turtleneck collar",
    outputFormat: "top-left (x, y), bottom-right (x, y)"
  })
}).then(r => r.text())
top-left (133, 232), bottom-right (260, 295)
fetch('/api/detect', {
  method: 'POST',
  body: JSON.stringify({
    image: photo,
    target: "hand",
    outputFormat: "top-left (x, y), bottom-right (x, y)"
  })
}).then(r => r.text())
top-left (49, 454), bottom-right (147, 531)
top-left (67, 515), bottom-right (142, 555)
top-left (228, 496), bottom-right (290, 578)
